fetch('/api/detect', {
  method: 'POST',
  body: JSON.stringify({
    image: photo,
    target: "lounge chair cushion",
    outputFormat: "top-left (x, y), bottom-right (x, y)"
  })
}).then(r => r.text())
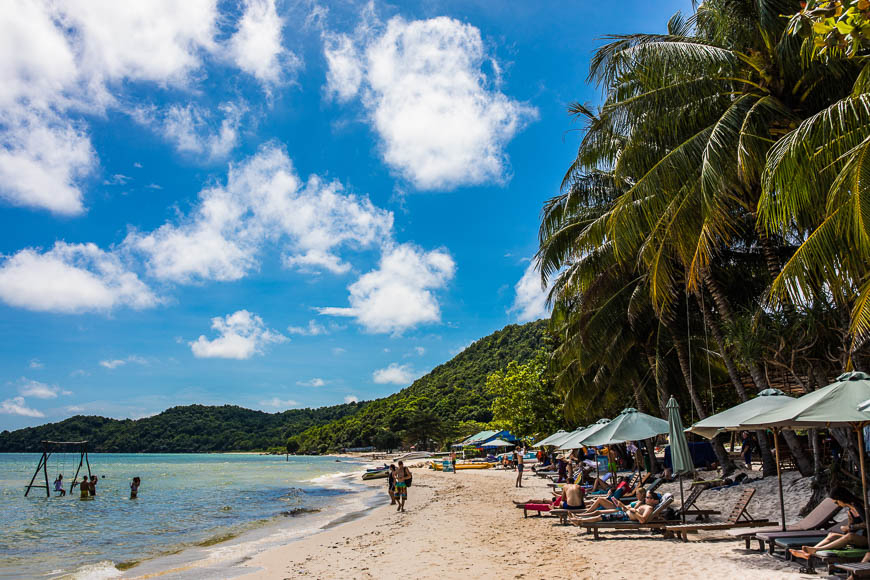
top-left (816, 549), bottom-right (869, 558)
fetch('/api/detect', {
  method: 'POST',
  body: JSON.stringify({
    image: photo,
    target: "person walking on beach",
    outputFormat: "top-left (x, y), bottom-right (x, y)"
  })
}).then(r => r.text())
top-left (449, 451), bottom-right (456, 474)
top-left (130, 477), bottom-right (140, 499)
top-left (395, 460), bottom-right (411, 512)
top-left (515, 446), bottom-right (524, 488)
top-left (387, 465), bottom-right (397, 505)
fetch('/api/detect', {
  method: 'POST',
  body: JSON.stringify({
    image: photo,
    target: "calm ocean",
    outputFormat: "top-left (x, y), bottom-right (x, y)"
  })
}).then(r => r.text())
top-left (0, 453), bottom-right (377, 579)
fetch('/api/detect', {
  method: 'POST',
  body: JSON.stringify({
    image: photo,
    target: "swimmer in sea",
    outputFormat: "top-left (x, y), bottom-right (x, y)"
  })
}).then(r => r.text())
top-left (130, 477), bottom-right (140, 499)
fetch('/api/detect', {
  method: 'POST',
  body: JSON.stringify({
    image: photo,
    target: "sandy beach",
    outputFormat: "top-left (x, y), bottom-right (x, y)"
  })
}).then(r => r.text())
top-left (231, 465), bottom-right (818, 580)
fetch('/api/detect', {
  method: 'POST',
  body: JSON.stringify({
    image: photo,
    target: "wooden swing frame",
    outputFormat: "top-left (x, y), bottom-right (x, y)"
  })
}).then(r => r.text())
top-left (24, 440), bottom-right (91, 497)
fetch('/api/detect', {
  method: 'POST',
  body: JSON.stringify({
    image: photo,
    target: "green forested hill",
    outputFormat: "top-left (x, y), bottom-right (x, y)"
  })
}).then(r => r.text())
top-left (0, 319), bottom-right (549, 453)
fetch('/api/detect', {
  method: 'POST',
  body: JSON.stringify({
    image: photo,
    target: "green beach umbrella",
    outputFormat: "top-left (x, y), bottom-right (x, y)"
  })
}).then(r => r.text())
top-left (581, 408), bottom-right (669, 447)
top-left (741, 371), bottom-right (870, 535)
top-left (533, 430), bottom-right (569, 447)
top-left (688, 389), bottom-right (792, 439)
top-left (557, 419), bottom-right (610, 451)
top-left (667, 397), bottom-right (694, 523)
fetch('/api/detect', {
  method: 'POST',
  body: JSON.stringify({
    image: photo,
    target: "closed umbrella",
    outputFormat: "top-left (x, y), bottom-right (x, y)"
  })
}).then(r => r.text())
top-left (742, 371), bottom-right (870, 536)
top-left (667, 397), bottom-right (694, 523)
top-left (688, 389), bottom-right (792, 439)
top-left (533, 430), bottom-right (570, 448)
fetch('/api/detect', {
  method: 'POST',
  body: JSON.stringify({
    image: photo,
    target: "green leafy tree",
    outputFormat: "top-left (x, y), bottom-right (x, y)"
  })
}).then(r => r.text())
top-left (487, 351), bottom-right (564, 438)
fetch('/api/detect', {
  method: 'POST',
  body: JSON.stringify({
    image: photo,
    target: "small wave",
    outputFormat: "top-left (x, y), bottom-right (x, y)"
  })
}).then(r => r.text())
top-left (67, 560), bottom-right (120, 579)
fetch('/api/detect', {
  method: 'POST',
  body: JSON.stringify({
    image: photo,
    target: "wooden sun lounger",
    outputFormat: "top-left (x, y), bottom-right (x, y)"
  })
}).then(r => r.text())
top-left (729, 498), bottom-right (841, 551)
top-left (663, 488), bottom-right (775, 541)
top-left (677, 485), bottom-right (721, 522)
top-left (549, 507), bottom-right (589, 524)
top-left (831, 562), bottom-right (870, 579)
top-left (570, 494), bottom-right (679, 540)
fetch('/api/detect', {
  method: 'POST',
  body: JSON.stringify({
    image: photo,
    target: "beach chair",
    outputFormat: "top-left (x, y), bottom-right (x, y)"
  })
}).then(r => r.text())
top-left (831, 562), bottom-right (870, 579)
top-left (570, 493), bottom-right (681, 540)
top-left (787, 548), bottom-right (869, 574)
top-left (663, 488), bottom-right (776, 541)
top-left (677, 485), bottom-right (721, 522)
top-left (728, 498), bottom-right (842, 551)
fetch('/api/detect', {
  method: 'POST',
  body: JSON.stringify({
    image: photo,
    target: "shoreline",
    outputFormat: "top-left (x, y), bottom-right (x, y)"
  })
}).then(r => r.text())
top-left (231, 467), bottom-right (813, 580)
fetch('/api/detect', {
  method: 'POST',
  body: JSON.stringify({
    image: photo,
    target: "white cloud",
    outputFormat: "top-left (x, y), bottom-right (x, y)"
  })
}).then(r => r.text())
top-left (372, 362), bottom-right (418, 385)
top-left (99, 355), bottom-right (147, 370)
top-left (70, 369), bottom-right (89, 377)
top-left (0, 0), bottom-right (221, 215)
top-left (190, 310), bottom-right (286, 359)
top-left (0, 242), bottom-right (158, 313)
top-left (0, 112), bottom-right (96, 215)
top-left (332, 347), bottom-right (346, 355)
top-left (297, 378), bottom-right (326, 387)
top-left (324, 33), bottom-right (363, 101)
top-left (134, 101), bottom-right (246, 160)
top-left (449, 340), bottom-right (474, 356)
top-left (18, 378), bottom-right (63, 399)
top-left (66, 405), bottom-right (85, 412)
top-left (0, 396), bottom-right (44, 418)
top-left (229, 0), bottom-right (298, 87)
top-left (511, 260), bottom-right (550, 322)
top-left (320, 243), bottom-right (454, 334)
top-left (29, 359), bottom-right (44, 369)
top-left (344, 395), bottom-right (359, 404)
top-left (259, 397), bottom-right (299, 408)
top-left (324, 15), bottom-right (537, 190)
top-left (287, 320), bottom-right (329, 336)
top-left (414, 346), bottom-right (425, 355)
top-left (125, 145), bottom-right (393, 282)
top-left (100, 359), bottom-right (125, 369)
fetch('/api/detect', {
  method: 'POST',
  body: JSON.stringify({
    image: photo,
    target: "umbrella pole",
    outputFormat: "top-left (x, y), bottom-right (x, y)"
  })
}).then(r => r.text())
top-left (773, 428), bottom-right (786, 532)
top-left (855, 424), bottom-right (870, 540)
top-left (679, 473), bottom-right (686, 524)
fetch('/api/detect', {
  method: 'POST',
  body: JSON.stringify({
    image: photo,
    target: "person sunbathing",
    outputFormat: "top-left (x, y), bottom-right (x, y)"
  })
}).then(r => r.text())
top-left (803, 486), bottom-right (867, 555)
top-left (579, 477), bottom-right (633, 512)
top-left (571, 491), bottom-right (661, 524)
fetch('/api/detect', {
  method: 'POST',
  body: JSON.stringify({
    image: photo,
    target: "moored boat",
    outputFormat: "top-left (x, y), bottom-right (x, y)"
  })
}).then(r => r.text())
top-left (431, 461), bottom-right (494, 471)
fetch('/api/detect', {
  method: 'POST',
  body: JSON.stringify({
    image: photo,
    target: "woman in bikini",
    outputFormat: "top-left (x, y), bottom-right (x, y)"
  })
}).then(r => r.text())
top-left (803, 487), bottom-right (867, 555)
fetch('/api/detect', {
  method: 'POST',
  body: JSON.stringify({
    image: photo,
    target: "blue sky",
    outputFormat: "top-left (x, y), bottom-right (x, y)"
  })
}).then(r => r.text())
top-left (0, 0), bottom-right (690, 429)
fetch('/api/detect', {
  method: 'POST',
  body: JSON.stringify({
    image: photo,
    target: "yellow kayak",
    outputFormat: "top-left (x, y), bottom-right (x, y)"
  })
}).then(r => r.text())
top-left (431, 461), bottom-right (494, 471)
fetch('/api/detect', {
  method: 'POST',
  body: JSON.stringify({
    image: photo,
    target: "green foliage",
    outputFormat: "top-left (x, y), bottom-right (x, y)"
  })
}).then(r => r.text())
top-left (790, 1), bottom-right (870, 58)
top-left (290, 320), bottom-right (551, 453)
top-left (0, 320), bottom-right (549, 454)
top-left (0, 403), bottom-right (364, 453)
top-left (486, 350), bottom-right (565, 438)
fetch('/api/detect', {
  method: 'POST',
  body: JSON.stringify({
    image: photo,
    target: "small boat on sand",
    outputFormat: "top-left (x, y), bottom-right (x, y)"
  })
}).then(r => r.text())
top-left (361, 470), bottom-right (390, 480)
top-left (431, 461), bottom-right (493, 471)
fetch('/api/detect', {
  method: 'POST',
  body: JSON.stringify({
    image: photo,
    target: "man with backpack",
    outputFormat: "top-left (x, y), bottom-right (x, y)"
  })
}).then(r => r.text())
top-left (395, 460), bottom-right (412, 512)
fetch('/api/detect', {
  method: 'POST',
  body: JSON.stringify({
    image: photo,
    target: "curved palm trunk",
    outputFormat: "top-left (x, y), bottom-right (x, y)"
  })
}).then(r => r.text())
top-left (700, 294), bottom-right (777, 476)
top-left (703, 269), bottom-right (814, 477)
top-left (668, 325), bottom-right (736, 474)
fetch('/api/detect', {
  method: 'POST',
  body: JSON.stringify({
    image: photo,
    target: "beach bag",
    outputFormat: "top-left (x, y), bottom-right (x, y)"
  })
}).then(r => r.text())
top-left (405, 467), bottom-right (412, 487)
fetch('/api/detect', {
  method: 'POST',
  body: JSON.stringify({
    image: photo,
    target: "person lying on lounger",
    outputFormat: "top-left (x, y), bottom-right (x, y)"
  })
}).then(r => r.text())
top-left (571, 491), bottom-right (661, 524)
top-left (578, 477), bottom-right (633, 512)
top-left (803, 486), bottom-right (867, 555)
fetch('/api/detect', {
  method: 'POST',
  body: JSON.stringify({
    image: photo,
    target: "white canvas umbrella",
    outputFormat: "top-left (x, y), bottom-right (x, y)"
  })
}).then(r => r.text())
top-left (557, 419), bottom-right (610, 451)
top-left (533, 430), bottom-right (570, 447)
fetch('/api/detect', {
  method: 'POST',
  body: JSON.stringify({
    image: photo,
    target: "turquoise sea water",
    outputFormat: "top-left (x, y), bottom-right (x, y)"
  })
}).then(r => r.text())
top-left (0, 453), bottom-right (373, 578)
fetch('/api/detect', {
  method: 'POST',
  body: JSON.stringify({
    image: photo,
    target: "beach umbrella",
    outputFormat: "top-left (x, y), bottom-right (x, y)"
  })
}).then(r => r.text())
top-left (557, 419), bottom-right (611, 451)
top-left (741, 371), bottom-right (870, 535)
top-left (667, 397), bottom-right (694, 523)
top-left (688, 389), bottom-right (793, 439)
top-left (481, 439), bottom-right (514, 447)
top-left (581, 408), bottom-right (669, 447)
top-left (533, 430), bottom-right (569, 447)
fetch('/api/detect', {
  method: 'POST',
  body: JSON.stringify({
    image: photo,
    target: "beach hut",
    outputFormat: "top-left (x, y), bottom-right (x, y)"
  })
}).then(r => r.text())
top-left (741, 371), bottom-right (870, 535)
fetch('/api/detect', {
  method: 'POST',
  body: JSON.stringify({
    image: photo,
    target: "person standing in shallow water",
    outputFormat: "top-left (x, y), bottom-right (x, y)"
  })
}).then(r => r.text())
top-left (130, 477), bottom-right (140, 499)
top-left (394, 461), bottom-right (411, 512)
